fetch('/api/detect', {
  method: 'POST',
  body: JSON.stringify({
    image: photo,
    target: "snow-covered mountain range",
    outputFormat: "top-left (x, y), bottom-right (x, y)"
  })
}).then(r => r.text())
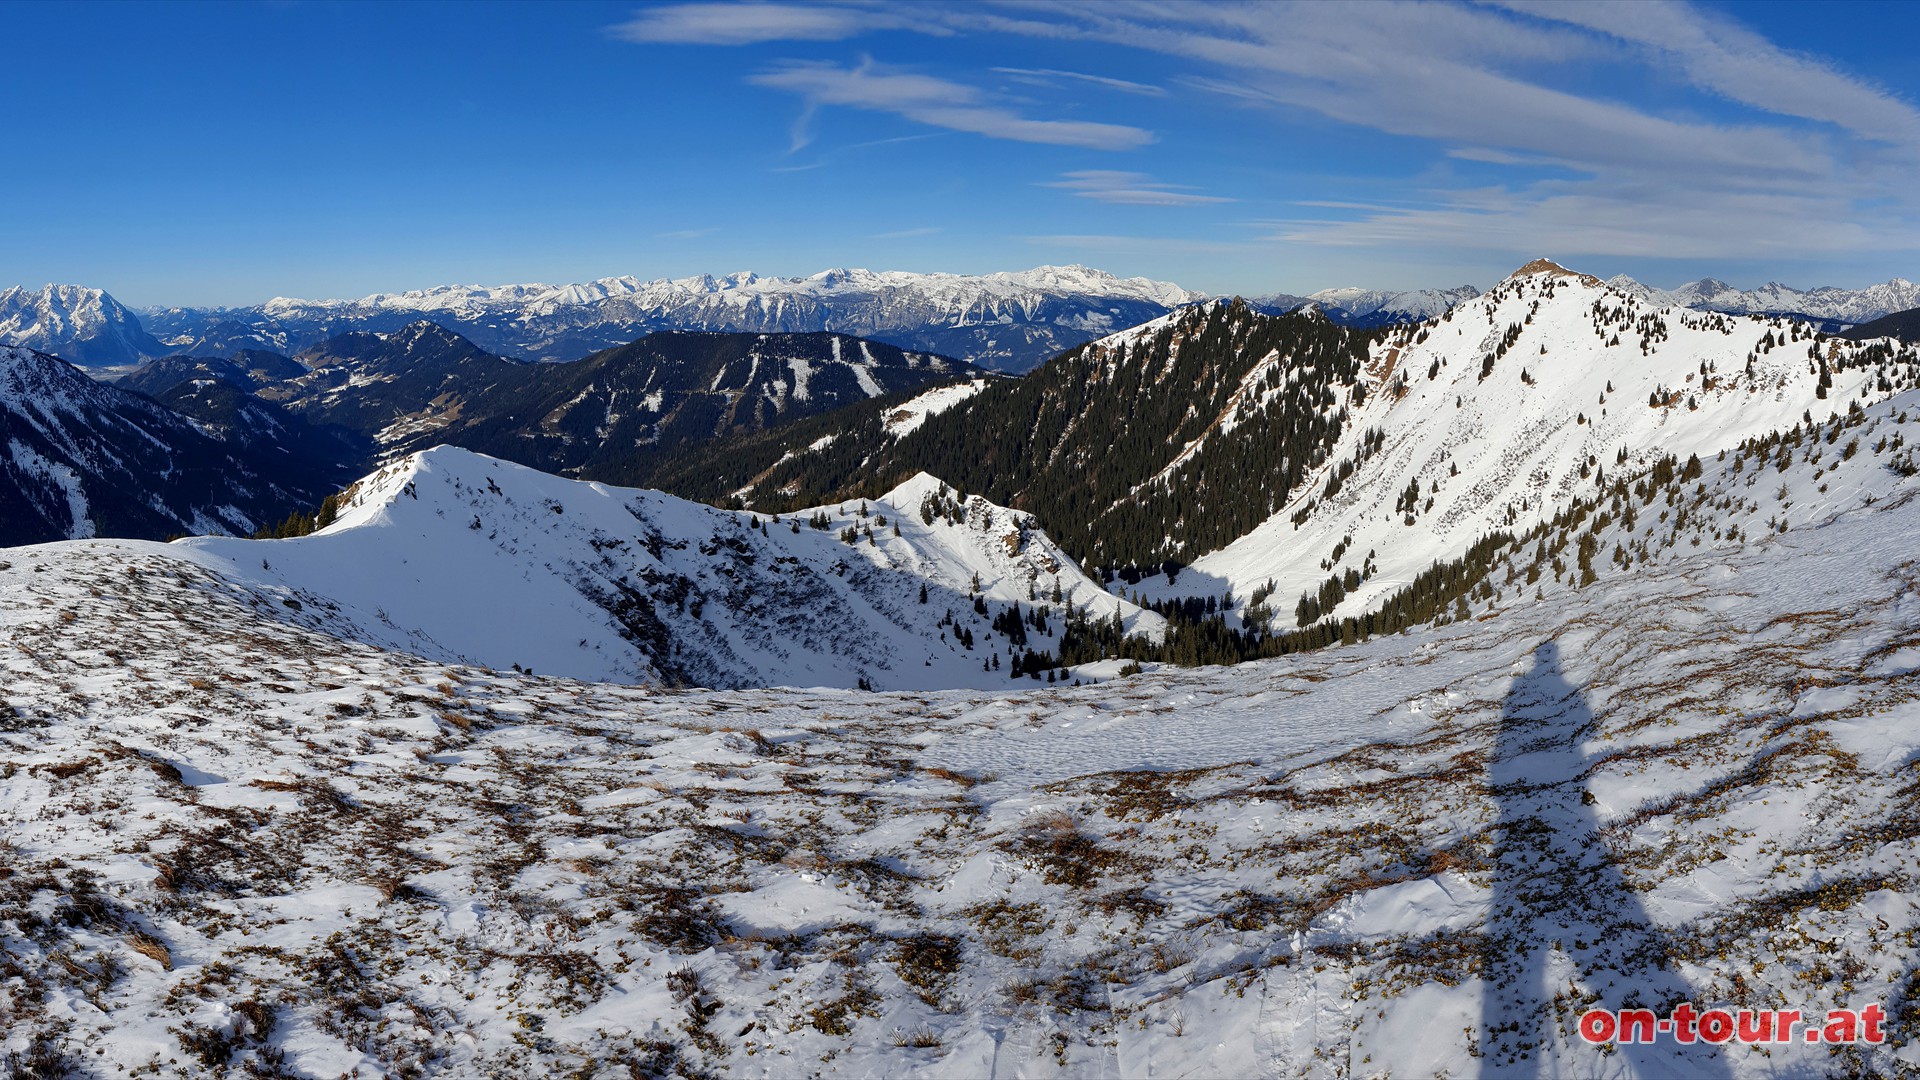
top-left (1252, 283), bottom-right (1484, 327)
top-left (11, 267), bottom-right (1920, 374)
top-left (1607, 273), bottom-right (1920, 329)
top-left (141, 265), bottom-right (1206, 373)
top-left (678, 260), bottom-right (1916, 609)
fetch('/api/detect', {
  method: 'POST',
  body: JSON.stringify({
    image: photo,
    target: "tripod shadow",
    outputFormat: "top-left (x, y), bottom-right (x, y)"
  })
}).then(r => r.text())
top-left (1479, 640), bottom-right (1731, 1078)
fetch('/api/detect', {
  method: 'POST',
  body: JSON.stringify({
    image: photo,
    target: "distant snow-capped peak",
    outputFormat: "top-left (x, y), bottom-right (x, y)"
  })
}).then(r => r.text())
top-left (1246, 282), bottom-right (1483, 327)
top-left (1604, 273), bottom-right (1920, 324)
top-left (0, 283), bottom-right (164, 366)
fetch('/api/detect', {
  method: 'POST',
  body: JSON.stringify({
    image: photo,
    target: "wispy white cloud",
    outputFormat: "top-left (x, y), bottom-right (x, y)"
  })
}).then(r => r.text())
top-left (656, 228), bottom-right (716, 240)
top-left (610, 1), bottom-right (1920, 264)
top-left (1444, 147), bottom-right (1572, 168)
top-left (608, 3), bottom-right (939, 45)
top-left (1264, 184), bottom-right (1902, 258)
top-left (872, 226), bottom-right (943, 239)
top-left (965, 0), bottom-right (1920, 260)
top-left (749, 59), bottom-right (1154, 151)
top-left (1047, 170), bottom-right (1231, 206)
top-left (991, 67), bottom-right (1166, 97)
top-left (1496, 0), bottom-right (1920, 149)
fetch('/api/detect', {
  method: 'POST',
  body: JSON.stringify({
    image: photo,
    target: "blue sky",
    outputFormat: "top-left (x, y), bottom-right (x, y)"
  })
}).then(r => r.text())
top-left (4, 0), bottom-right (1919, 306)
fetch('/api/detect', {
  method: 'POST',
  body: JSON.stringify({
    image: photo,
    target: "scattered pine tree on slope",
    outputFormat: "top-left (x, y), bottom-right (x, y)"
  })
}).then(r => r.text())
top-left (1050, 392), bottom-right (1920, 671)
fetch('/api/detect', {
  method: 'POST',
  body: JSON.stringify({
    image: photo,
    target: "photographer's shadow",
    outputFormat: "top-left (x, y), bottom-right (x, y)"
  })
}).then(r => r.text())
top-left (1478, 640), bottom-right (1731, 1078)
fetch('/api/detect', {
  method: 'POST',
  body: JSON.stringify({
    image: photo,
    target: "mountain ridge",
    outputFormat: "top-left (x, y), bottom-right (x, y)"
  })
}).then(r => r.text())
top-left (242, 322), bottom-right (986, 480)
top-left (13, 265), bottom-right (1920, 371)
top-left (0, 344), bottom-right (340, 544)
top-left (142, 265), bottom-right (1207, 373)
top-left (1149, 261), bottom-right (1920, 627)
top-left (0, 283), bottom-right (166, 366)
top-left (662, 260), bottom-right (1920, 627)
top-left (173, 444), bottom-right (1163, 689)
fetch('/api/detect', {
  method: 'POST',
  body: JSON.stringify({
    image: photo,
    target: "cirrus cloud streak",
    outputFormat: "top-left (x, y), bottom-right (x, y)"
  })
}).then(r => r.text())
top-left (748, 59), bottom-right (1154, 151)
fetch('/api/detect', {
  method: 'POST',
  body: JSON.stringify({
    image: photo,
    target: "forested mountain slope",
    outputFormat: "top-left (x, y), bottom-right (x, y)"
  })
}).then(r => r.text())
top-left (659, 301), bottom-right (1379, 571)
top-left (0, 346), bottom-right (340, 545)
top-left (108, 323), bottom-right (985, 495)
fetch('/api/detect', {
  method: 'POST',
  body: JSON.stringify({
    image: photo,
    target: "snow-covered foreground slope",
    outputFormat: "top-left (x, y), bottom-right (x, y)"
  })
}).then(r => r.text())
top-left (1149, 261), bottom-right (1918, 625)
top-left (148, 446), bottom-right (1156, 690)
top-left (2, 445), bottom-right (1918, 1075)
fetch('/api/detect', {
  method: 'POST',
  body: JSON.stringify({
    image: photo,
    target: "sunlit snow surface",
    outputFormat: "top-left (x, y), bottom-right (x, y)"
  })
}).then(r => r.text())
top-left (883, 377), bottom-right (993, 439)
top-left (2, 455), bottom-right (1918, 1075)
top-left (159, 447), bottom-right (1160, 691)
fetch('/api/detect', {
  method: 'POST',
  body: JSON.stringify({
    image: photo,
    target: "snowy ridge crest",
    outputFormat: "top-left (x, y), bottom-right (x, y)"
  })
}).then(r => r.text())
top-left (177, 446), bottom-right (1161, 690)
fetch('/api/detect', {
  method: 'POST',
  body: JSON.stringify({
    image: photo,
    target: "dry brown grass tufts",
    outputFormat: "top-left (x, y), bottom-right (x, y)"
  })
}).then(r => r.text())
top-left (892, 1026), bottom-right (943, 1048)
top-left (128, 930), bottom-right (172, 970)
top-left (1004, 810), bottom-right (1146, 890)
top-left (892, 933), bottom-right (963, 1005)
top-left (921, 766), bottom-right (983, 788)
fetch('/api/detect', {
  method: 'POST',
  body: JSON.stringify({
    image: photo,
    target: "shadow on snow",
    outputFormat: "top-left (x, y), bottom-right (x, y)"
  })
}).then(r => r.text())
top-left (1479, 639), bottom-right (1732, 1078)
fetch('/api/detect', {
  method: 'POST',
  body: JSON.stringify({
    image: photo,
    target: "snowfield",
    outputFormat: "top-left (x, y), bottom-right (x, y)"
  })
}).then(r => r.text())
top-left (2, 437), bottom-right (1919, 1076)
top-left (883, 378), bottom-right (994, 439)
top-left (151, 447), bottom-right (1160, 691)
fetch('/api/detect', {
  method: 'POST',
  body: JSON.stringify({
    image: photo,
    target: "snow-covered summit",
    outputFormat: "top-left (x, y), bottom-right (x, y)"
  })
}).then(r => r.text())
top-left (1503, 256), bottom-right (1597, 283)
top-left (173, 446), bottom-right (1160, 689)
top-left (0, 283), bottom-right (166, 367)
top-left (1150, 262), bottom-right (1920, 622)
